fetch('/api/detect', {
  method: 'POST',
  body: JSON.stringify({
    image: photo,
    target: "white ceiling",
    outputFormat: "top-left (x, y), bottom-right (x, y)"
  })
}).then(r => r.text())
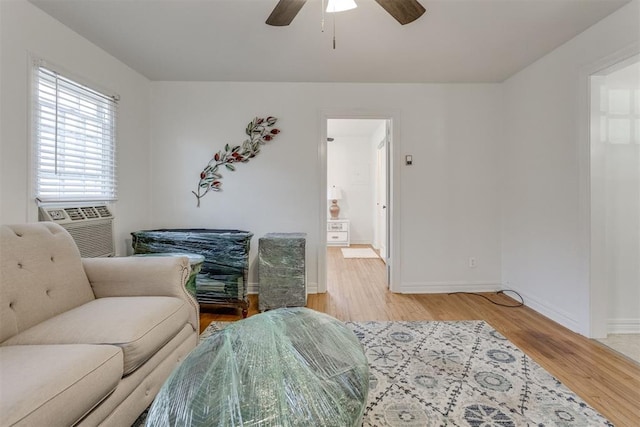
top-left (28, 0), bottom-right (631, 83)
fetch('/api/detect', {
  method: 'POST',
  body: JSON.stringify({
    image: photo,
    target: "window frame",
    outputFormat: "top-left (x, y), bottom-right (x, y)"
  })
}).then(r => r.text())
top-left (31, 59), bottom-right (119, 204)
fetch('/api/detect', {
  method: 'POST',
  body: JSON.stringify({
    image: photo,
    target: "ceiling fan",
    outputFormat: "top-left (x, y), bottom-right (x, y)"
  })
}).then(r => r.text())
top-left (266, 0), bottom-right (426, 26)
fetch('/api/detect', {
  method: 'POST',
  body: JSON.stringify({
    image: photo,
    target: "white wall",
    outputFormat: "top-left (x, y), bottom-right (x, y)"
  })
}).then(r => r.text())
top-left (327, 134), bottom-right (375, 244)
top-left (0, 0), bottom-right (151, 255)
top-left (149, 82), bottom-right (503, 293)
top-left (502, 0), bottom-right (640, 335)
top-left (0, 1), bottom-right (502, 296)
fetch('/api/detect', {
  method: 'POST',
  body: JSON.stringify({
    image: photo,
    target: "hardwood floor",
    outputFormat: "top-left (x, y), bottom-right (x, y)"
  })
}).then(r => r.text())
top-left (200, 245), bottom-right (640, 426)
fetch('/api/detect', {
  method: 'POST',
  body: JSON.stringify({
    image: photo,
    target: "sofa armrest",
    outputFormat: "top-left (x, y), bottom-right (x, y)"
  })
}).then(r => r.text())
top-left (82, 256), bottom-right (199, 332)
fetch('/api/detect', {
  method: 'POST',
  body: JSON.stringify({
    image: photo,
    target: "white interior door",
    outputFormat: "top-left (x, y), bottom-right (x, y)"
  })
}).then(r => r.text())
top-left (376, 138), bottom-right (388, 262)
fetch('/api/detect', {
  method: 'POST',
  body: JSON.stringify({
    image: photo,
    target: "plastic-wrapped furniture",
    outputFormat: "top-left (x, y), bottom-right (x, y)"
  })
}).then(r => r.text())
top-left (258, 232), bottom-right (306, 311)
top-left (132, 229), bottom-right (252, 317)
top-left (146, 307), bottom-right (369, 427)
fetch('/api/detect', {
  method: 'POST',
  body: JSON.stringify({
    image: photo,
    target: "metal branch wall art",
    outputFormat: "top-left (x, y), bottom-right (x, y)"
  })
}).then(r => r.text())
top-left (193, 116), bottom-right (280, 207)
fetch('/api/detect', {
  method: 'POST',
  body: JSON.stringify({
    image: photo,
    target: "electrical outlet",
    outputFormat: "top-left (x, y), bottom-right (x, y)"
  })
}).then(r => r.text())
top-left (469, 257), bottom-right (477, 268)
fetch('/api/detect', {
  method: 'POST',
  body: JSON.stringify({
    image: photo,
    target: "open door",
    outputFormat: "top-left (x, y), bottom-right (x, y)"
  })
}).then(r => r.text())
top-left (375, 121), bottom-right (391, 287)
top-left (376, 140), bottom-right (388, 261)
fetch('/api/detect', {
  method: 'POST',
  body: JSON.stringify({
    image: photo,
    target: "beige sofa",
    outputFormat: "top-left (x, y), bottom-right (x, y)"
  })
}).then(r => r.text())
top-left (0, 223), bottom-right (199, 426)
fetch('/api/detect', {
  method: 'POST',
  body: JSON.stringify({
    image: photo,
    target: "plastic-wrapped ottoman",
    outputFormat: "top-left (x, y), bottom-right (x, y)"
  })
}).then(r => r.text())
top-left (145, 307), bottom-right (369, 427)
top-left (258, 233), bottom-right (306, 311)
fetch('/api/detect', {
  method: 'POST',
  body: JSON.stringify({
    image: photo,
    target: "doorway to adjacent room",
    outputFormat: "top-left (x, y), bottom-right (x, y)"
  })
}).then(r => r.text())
top-left (323, 117), bottom-right (392, 297)
top-left (589, 54), bottom-right (640, 363)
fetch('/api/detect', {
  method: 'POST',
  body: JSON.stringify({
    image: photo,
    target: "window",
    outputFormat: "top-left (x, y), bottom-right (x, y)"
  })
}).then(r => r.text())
top-left (33, 62), bottom-right (118, 202)
top-left (599, 87), bottom-right (640, 145)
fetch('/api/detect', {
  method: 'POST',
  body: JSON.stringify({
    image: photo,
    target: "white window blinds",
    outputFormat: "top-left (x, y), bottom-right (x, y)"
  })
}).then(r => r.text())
top-left (33, 64), bottom-right (118, 202)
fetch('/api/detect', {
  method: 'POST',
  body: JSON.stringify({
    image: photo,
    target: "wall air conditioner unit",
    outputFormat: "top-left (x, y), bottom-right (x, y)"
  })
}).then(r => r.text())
top-left (38, 205), bottom-right (115, 257)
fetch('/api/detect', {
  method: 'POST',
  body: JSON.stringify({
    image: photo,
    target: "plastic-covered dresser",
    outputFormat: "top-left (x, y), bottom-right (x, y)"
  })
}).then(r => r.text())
top-left (131, 228), bottom-right (252, 317)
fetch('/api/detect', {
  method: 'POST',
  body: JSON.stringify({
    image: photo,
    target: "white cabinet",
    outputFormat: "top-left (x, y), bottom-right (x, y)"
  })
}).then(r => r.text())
top-left (327, 219), bottom-right (350, 247)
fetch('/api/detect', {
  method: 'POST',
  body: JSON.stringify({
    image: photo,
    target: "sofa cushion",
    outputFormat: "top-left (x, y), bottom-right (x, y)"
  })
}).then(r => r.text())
top-left (0, 223), bottom-right (95, 343)
top-left (0, 344), bottom-right (123, 427)
top-left (1, 296), bottom-right (190, 374)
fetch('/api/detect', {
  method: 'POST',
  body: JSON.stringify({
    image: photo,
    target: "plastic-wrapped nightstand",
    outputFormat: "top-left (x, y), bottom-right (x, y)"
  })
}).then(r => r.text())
top-left (258, 233), bottom-right (306, 311)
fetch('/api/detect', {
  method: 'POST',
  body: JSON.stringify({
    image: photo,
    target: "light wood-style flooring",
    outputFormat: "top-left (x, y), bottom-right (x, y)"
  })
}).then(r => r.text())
top-left (200, 245), bottom-right (640, 426)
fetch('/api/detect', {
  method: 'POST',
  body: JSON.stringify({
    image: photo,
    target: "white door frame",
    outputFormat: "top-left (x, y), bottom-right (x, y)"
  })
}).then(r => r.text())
top-left (318, 110), bottom-right (401, 293)
top-left (579, 43), bottom-right (639, 338)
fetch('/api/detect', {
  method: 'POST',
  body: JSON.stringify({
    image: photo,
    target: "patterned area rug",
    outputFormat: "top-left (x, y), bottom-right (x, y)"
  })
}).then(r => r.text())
top-left (134, 320), bottom-right (611, 426)
top-left (350, 320), bottom-right (611, 426)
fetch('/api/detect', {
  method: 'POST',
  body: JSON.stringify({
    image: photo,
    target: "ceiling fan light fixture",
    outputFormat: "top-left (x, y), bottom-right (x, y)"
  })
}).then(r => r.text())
top-left (326, 0), bottom-right (357, 13)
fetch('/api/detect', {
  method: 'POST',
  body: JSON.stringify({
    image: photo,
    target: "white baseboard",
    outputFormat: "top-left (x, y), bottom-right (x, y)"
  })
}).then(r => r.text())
top-left (507, 287), bottom-right (581, 333)
top-left (400, 282), bottom-right (583, 334)
top-left (400, 281), bottom-right (501, 294)
top-left (608, 318), bottom-right (640, 334)
top-left (247, 282), bottom-right (259, 295)
top-left (306, 281), bottom-right (319, 294)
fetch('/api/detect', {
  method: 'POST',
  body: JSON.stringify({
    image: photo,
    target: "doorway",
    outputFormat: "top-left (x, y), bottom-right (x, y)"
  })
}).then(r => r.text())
top-left (589, 55), bottom-right (640, 362)
top-left (323, 117), bottom-right (391, 293)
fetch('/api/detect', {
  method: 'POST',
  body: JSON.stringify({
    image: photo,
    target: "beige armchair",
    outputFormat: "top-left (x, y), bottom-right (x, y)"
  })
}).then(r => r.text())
top-left (0, 222), bottom-right (199, 427)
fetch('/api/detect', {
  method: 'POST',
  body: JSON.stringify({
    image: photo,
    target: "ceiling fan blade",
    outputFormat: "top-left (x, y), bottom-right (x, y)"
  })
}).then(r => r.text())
top-left (266, 0), bottom-right (307, 26)
top-left (374, 0), bottom-right (426, 25)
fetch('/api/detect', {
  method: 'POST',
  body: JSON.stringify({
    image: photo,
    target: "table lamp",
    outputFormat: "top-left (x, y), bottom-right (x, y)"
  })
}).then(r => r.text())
top-left (328, 186), bottom-right (343, 219)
